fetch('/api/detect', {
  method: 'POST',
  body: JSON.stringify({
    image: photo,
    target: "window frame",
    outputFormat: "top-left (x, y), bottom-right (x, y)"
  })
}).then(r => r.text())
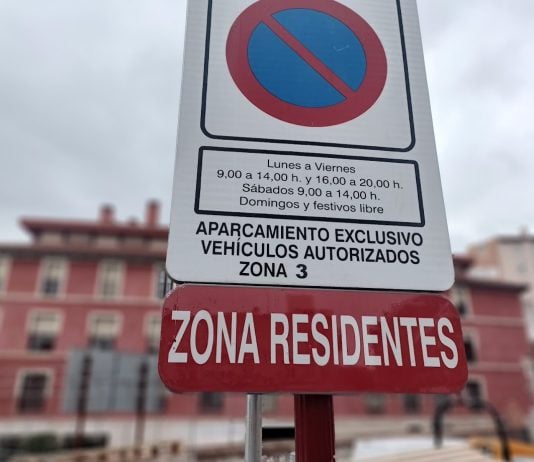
top-left (0, 255), bottom-right (11, 294)
top-left (464, 377), bottom-right (486, 405)
top-left (153, 263), bottom-right (174, 299)
top-left (144, 311), bottom-right (161, 354)
top-left (86, 311), bottom-right (122, 350)
top-left (449, 284), bottom-right (472, 317)
top-left (26, 309), bottom-right (63, 352)
top-left (402, 394), bottom-right (421, 414)
top-left (38, 257), bottom-right (68, 298)
top-left (199, 392), bottom-right (224, 414)
top-left (96, 260), bottom-right (124, 299)
top-left (463, 333), bottom-right (479, 364)
top-left (14, 368), bottom-right (54, 414)
top-left (262, 394), bottom-right (278, 413)
top-left (364, 393), bottom-right (386, 415)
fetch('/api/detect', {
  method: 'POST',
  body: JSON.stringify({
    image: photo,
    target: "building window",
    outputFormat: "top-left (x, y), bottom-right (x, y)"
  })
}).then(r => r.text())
top-left (155, 265), bottom-right (173, 299)
top-left (27, 311), bottom-right (61, 351)
top-left (0, 256), bottom-right (9, 293)
top-left (365, 394), bottom-right (385, 414)
top-left (88, 313), bottom-right (120, 350)
top-left (262, 395), bottom-right (278, 413)
top-left (450, 285), bottom-right (470, 316)
top-left (465, 380), bottom-right (483, 405)
top-left (17, 373), bottom-right (48, 413)
top-left (199, 393), bottom-right (224, 413)
top-left (434, 394), bottom-right (451, 408)
top-left (403, 394), bottom-right (421, 414)
top-left (39, 258), bottom-right (66, 297)
top-left (98, 260), bottom-right (123, 298)
top-left (464, 337), bottom-right (477, 363)
top-left (145, 313), bottom-right (161, 354)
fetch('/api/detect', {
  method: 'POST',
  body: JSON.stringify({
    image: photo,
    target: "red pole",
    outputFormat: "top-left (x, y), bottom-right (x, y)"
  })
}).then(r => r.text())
top-left (294, 395), bottom-right (335, 462)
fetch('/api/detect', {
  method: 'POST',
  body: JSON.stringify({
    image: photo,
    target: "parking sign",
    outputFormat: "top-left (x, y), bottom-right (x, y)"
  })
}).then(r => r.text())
top-left (167, 0), bottom-right (454, 291)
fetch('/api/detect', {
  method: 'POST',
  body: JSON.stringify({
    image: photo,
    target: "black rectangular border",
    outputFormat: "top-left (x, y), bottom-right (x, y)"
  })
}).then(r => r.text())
top-left (195, 146), bottom-right (425, 227)
top-left (200, 0), bottom-right (416, 152)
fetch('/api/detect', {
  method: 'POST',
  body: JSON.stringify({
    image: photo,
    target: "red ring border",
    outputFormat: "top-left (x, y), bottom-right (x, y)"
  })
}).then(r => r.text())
top-left (226, 0), bottom-right (388, 127)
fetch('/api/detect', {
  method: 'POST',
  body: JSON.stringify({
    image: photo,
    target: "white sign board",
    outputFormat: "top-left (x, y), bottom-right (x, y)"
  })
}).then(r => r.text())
top-left (167, 0), bottom-right (454, 291)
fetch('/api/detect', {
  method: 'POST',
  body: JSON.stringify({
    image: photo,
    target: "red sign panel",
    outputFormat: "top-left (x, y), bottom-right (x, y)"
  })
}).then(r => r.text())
top-left (158, 285), bottom-right (467, 394)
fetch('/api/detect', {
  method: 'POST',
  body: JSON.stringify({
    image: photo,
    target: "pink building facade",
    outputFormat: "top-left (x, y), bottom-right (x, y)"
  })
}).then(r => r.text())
top-left (0, 203), bottom-right (531, 443)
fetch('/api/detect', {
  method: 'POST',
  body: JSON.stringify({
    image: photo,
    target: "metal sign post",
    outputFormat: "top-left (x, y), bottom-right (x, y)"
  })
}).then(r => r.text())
top-left (245, 394), bottom-right (263, 462)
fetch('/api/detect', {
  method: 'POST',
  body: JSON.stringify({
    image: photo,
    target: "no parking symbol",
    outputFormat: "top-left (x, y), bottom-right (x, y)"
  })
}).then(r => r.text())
top-left (226, 0), bottom-right (388, 127)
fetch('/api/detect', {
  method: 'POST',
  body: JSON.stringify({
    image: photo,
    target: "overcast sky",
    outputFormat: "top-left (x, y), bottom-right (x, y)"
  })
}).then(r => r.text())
top-left (0, 0), bottom-right (532, 253)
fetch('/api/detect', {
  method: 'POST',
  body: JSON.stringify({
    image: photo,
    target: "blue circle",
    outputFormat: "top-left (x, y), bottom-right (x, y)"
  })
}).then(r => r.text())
top-left (247, 8), bottom-right (367, 109)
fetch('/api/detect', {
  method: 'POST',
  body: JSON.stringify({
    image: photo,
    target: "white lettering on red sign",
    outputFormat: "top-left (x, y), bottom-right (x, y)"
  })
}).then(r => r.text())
top-left (167, 311), bottom-right (458, 369)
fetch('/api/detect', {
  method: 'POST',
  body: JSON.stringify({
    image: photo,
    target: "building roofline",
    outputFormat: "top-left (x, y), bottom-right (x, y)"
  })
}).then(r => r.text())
top-left (494, 235), bottom-right (534, 244)
top-left (453, 254), bottom-right (473, 268)
top-left (0, 243), bottom-right (166, 260)
top-left (455, 275), bottom-right (527, 293)
top-left (20, 218), bottom-right (169, 239)
top-left (469, 234), bottom-right (534, 248)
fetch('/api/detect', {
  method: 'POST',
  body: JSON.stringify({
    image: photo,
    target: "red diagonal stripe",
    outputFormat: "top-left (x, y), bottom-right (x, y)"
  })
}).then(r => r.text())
top-left (263, 15), bottom-right (355, 99)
